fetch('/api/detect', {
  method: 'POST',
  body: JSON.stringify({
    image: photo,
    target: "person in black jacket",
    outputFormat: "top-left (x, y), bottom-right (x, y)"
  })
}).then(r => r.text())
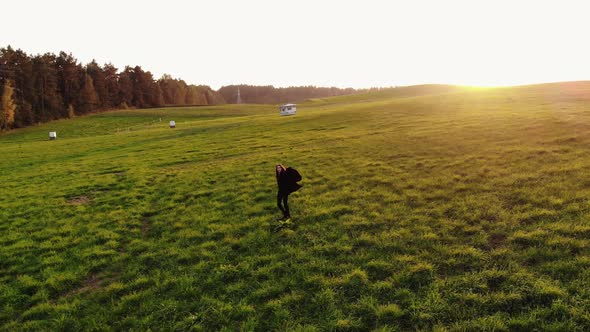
top-left (276, 164), bottom-right (302, 220)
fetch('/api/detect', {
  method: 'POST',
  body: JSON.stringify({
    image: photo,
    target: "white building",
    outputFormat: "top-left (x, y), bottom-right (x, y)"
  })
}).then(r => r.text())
top-left (279, 104), bottom-right (296, 116)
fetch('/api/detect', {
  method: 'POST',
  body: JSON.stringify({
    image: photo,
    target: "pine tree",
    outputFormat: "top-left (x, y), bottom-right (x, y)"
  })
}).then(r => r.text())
top-left (15, 50), bottom-right (35, 126)
top-left (67, 104), bottom-right (75, 118)
top-left (0, 80), bottom-right (16, 129)
top-left (32, 53), bottom-right (62, 121)
top-left (103, 63), bottom-right (119, 108)
top-left (185, 86), bottom-right (197, 105)
top-left (56, 52), bottom-right (81, 116)
top-left (86, 60), bottom-right (107, 108)
top-left (118, 68), bottom-right (133, 107)
top-left (152, 83), bottom-right (164, 107)
top-left (79, 73), bottom-right (99, 113)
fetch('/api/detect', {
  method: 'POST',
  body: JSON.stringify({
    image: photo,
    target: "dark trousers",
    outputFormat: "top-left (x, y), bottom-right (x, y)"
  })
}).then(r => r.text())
top-left (277, 190), bottom-right (290, 219)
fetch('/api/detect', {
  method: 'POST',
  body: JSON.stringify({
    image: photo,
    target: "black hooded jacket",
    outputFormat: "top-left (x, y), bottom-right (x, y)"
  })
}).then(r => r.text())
top-left (276, 165), bottom-right (302, 195)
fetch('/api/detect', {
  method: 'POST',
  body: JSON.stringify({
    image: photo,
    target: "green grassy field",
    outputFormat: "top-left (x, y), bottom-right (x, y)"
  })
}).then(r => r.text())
top-left (3, 82), bottom-right (590, 331)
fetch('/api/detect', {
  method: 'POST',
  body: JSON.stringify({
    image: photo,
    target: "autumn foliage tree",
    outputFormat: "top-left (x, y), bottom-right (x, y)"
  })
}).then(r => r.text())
top-left (0, 79), bottom-right (16, 129)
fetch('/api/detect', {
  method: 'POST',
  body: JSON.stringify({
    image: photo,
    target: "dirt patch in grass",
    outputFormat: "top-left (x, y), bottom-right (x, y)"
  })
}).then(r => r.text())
top-left (488, 233), bottom-right (507, 249)
top-left (62, 274), bottom-right (114, 299)
top-left (141, 211), bottom-right (157, 237)
top-left (142, 217), bottom-right (150, 237)
top-left (67, 195), bottom-right (92, 205)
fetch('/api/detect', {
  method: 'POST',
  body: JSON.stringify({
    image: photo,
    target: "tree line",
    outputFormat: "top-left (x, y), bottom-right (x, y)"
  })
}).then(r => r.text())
top-left (158, 74), bottom-right (225, 106)
top-left (0, 46), bottom-right (224, 130)
top-left (218, 85), bottom-right (364, 104)
top-left (0, 46), bottom-right (366, 131)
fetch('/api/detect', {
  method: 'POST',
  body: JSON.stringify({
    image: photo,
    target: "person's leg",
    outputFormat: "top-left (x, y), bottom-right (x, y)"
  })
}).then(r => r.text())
top-left (277, 190), bottom-right (286, 216)
top-left (283, 194), bottom-right (290, 219)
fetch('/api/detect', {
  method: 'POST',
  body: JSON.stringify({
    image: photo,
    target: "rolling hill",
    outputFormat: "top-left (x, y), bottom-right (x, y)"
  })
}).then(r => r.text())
top-left (3, 82), bottom-right (590, 330)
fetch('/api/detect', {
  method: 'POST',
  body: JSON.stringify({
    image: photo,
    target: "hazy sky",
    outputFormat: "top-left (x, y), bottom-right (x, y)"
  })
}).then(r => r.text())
top-left (3, 0), bottom-right (590, 89)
